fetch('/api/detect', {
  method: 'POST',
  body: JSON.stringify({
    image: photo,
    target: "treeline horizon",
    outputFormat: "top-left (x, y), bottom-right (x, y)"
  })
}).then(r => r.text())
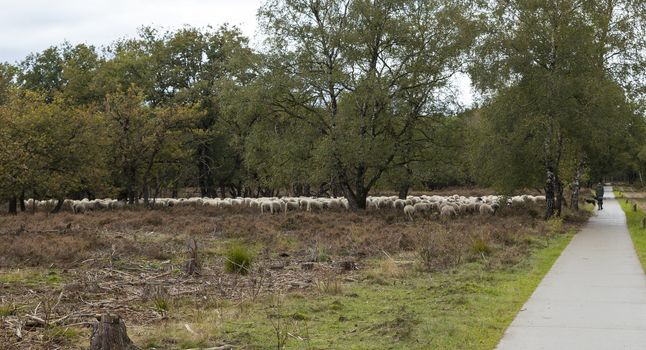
top-left (0, 0), bottom-right (644, 216)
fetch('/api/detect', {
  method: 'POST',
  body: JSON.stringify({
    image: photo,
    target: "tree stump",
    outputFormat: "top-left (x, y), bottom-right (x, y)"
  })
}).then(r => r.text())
top-left (90, 314), bottom-right (139, 350)
top-left (184, 238), bottom-right (201, 276)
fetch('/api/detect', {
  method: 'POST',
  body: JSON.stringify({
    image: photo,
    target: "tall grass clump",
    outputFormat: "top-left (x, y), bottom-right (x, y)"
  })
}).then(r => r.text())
top-left (224, 244), bottom-right (254, 275)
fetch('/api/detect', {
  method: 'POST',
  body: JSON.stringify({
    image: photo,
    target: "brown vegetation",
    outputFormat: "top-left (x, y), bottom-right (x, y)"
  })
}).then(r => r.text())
top-left (0, 201), bottom-right (588, 349)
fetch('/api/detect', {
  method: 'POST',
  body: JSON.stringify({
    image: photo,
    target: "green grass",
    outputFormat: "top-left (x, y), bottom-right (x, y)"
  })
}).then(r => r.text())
top-left (132, 231), bottom-right (574, 349)
top-left (615, 191), bottom-right (646, 272)
top-left (224, 244), bottom-right (254, 275)
top-left (0, 268), bottom-right (66, 287)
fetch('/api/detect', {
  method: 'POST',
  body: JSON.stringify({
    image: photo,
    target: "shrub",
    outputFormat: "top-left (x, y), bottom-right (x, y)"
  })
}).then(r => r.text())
top-left (547, 217), bottom-right (564, 233)
top-left (471, 237), bottom-right (492, 256)
top-left (418, 229), bottom-right (466, 271)
top-left (224, 245), bottom-right (253, 275)
top-left (314, 271), bottom-right (342, 295)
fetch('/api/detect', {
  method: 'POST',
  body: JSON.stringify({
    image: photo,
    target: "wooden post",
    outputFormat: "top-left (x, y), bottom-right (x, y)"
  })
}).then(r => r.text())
top-left (641, 217), bottom-right (646, 230)
top-left (90, 314), bottom-right (139, 350)
top-left (633, 202), bottom-right (638, 212)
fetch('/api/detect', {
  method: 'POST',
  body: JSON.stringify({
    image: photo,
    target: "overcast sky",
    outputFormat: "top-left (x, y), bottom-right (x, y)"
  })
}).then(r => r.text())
top-left (0, 0), bottom-right (473, 105)
top-left (0, 0), bottom-right (262, 63)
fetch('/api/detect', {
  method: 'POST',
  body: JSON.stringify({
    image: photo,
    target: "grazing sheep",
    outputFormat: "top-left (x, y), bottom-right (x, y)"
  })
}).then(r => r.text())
top-left (284, 201), bottom-right (300, 212)
top-left (479, 204), bottom-right (495, 216)
top-left (440, 205), bottom-right (457, 220)
top-left (404, 205), bottom-right (415, 221)
top-left (269, 201), bottom-right (283, 214)
top-left (305, 199), bottom-right (323, 211)
top-left (413, 202), bottom-right (432, 213)
top-left (72, 201), bottom-right (93, 214)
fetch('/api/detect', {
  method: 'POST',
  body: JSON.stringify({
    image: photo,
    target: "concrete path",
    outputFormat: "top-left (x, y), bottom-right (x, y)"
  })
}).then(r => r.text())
top-left (496, 187), bottom-right (646, 350)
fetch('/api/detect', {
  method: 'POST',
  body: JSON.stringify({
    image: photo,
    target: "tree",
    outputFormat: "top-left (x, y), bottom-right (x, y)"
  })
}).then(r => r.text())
top-left (0, 63), bottom-right (17, 103)
top-left (470, 0), bottom-right (640, 217)
top-left (98, 26), bottom-right (261, 198)
top-left (260, 0), bottom-right (477, 209)
top-left (0, 89), bottom-right (107, 212)
top-left (18, 46), bottom-right (65, 97)
top-left (104, 87), bottom-right (200, 204)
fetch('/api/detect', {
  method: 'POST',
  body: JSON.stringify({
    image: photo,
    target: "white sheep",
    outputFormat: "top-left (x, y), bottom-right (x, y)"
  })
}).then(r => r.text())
top-left (479, 204), bottom-right (495, 216)
top-left (394, 199), bottom-right (407, 209)
top-left (403, 205), bottom-right (415, 221)
top-left (413, 202), bottom-right (432, 213)
top-left (440, 205), bottom-right (457, 220)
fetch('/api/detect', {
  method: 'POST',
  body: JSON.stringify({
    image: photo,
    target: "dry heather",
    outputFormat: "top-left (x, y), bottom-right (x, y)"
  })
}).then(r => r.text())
top-left (0, 201), bottom-right (588, 349)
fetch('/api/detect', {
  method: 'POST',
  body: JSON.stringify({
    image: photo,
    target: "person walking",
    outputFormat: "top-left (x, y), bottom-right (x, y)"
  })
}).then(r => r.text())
top-left (595, 181), bottom-right (605, 210)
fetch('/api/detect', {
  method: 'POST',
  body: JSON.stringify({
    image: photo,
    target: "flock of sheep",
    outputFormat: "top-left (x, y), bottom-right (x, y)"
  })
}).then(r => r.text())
top-left (23, 194), bottom-right (545, 220)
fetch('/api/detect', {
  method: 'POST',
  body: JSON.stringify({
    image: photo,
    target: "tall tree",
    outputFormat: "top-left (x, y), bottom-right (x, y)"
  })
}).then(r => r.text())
top-left (471, 0), bottom-right (640, 217)
top-left (260, 0), bottom-right (477, 209)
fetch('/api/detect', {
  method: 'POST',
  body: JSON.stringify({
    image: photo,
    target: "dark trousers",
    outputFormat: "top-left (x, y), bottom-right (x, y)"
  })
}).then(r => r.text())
top-left (597, 197), bottom-right (603, 209)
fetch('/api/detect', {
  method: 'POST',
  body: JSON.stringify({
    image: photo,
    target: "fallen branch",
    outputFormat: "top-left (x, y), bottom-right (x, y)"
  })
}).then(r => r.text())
top-left (25, 314), bottom-right (47, 327)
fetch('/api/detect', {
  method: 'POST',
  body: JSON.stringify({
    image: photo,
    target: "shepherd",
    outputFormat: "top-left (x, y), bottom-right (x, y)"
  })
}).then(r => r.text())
top-left (595, 181), bottom-right (605, 210)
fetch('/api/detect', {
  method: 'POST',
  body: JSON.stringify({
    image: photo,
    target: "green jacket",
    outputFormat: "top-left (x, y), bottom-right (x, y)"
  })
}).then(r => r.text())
top-left (596, 184), bottom-right (605, 198)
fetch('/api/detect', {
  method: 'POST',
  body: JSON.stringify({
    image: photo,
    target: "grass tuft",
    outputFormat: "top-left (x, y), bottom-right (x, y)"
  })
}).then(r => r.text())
top-left (224, 244), bottom-right (254, 275)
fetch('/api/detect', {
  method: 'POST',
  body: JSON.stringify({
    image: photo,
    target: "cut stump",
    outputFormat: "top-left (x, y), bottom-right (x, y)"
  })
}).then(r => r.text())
top-left (90, 313), bottom-right (139, 350)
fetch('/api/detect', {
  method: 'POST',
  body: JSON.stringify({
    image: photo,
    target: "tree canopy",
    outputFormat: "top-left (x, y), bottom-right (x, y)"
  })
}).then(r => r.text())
top-left (0, 0), bottom-right (644, 216)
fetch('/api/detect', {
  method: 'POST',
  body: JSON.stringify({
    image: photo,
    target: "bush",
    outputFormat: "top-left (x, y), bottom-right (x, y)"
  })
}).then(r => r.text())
top-left (471, 237), bottom-right (492, 256)
top-left (418, 229), bottom-right (466, 271)
top-left (224, 245), bottom-right (254, 275)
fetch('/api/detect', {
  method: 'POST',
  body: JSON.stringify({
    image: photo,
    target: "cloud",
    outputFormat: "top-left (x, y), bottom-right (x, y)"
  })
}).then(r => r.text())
top-left (0, 0), bottom-right (473, 105)
top-left (0, 0), bottom-right (262, 63)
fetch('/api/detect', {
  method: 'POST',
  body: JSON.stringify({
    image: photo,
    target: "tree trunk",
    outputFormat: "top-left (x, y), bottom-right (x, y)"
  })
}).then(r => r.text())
top-left (555, 177), bottom-right (564, 216)
top-left (398, 183), bottom-right (410, 200)
top-left (544, 167), bottom-right (556, 219)
top-left (197, 147), bottom-right (217, 198)
top-left (215, 184), bottom-right (223, 199)
top-left (143, 186), bottom-right (150, 207)
top-left (90, 314), bottom-right (139, 350)
top-left (19, 190), bottom-right (26, 212)
top-left (343, 183), bottom-right (368, 210)
top-left (51, 197), bottom-right (65, 214)
top-left (570, 161), bottom-right (583, 211)
top-left (126, 165), bottom-right (137, 205)
top-left (8, 196), bottom-right (17, 215)
top-left (292, 183), bottom-right (302, 197)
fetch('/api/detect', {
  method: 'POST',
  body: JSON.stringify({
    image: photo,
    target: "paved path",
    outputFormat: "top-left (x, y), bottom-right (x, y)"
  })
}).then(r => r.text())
top-left (496, 187), bottom-right (646, 350)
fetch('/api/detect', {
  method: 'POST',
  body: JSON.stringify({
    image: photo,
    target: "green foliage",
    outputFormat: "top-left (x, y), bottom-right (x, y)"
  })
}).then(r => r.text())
top-left (0, 1), bottom-right (643, 208)
top-left (471, 237), bottom-right (492, 256)
top-left (224, 245), bottom-right (254, 275)
top-left (259, 0), bottom-right (479, 207)
top-left (0, 89), bottom-right (108, 200)
top-left (468, 0), bottom-right (642, 207)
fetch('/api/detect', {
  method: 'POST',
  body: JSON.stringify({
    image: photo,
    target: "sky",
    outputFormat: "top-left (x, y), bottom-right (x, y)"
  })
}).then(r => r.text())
top-left (0, 0), bottom-right (473, 105)
top-left (0, 0), bottom-right (262, 63)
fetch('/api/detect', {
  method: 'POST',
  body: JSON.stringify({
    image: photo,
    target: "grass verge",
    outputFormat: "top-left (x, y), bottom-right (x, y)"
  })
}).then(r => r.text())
top-left (615, 190), bottom-right (646, 272)
top-left (132, 231), bottom-right (574, 350)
